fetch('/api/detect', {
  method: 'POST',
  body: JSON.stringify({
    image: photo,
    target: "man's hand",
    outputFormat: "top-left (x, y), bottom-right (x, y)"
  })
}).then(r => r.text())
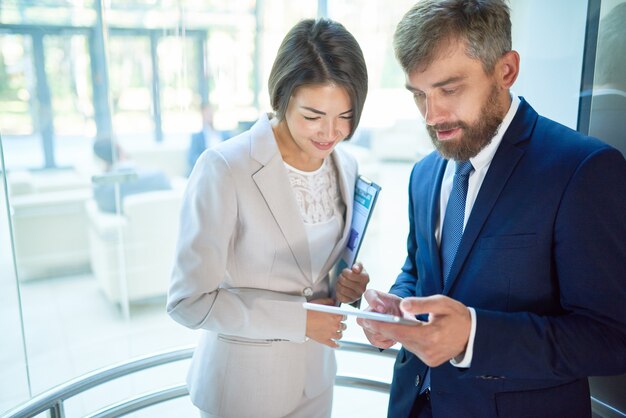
top-left (360, 294), bottom-right (471, 367)
top-left (335, 262), bottom-right (369, 304)
top-left (355, 289), bottom-right (404, 349)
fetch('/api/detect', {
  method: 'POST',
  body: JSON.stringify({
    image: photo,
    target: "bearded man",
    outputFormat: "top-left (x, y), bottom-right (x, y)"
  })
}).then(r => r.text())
top-left (357, 1), bottom-right (626, 417)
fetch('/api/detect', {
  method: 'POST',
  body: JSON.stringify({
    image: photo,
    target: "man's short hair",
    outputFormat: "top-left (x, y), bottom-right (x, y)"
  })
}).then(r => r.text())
top-left (394, 0), bottom-right (512, 75)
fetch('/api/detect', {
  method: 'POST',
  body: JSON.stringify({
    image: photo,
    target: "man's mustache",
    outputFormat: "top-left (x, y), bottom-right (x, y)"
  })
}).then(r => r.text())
top-left (427, 121), bottom-right (467, 132)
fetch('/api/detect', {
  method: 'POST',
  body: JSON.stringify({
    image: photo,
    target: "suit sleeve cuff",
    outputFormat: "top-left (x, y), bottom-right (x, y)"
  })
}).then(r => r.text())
top-left (450, 306), bottom-right (476, 368)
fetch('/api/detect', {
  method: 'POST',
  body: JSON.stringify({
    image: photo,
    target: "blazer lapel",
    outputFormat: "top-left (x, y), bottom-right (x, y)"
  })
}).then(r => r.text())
top-left (443, 98), bottom-right (537, 293)
top-left (250, 115), bottom-right (312, 281)
top-left (427, 157), bottom-right (448, 294)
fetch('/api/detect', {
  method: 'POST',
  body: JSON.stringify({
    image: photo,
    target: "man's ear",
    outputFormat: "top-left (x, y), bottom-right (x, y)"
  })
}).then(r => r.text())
top-left (498, 50), bottom-right (520, 89)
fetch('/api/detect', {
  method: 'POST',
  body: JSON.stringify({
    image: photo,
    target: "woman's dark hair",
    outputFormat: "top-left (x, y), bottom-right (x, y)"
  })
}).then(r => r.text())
top-left (268, 18), bottom-right (368, 139)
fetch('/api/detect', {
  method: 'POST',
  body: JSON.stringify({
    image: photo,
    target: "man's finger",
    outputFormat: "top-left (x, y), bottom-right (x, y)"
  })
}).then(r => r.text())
top-left (362, 329), bottom-right (397, 349)
top-left (361, 318), bottom-right (399, 333)
top-left (400, 295), bottom-right (449, 316)
top-left (363, 289), bottom-right (384, 311)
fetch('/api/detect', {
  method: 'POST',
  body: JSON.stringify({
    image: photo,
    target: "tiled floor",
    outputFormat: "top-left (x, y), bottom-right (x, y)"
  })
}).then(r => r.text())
top-left (13, 276), bottom-right (397, 417)
top-left (2, 160), bottom-right (416, 417)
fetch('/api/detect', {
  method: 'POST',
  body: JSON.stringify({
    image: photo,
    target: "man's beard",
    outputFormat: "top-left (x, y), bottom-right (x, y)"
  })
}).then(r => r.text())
top-left (427, 84), bottom-right (505, 161)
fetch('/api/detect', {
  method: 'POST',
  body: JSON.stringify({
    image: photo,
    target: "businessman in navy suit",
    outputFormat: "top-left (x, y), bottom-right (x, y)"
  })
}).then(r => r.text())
top-left (187, 102), bottom-right (228, 176)
top-left (357, 1), bottom-right (626, 417)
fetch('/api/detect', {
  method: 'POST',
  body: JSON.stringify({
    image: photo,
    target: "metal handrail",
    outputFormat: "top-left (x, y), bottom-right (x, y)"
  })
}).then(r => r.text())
top-left (2, 341), bottom-right (397, 418)
top-left (2, 346), bottom-right (196, 418)
top-left (85, 375), bottom-right (395, 418)
top-left (85, 384), bottom-right (189, 418)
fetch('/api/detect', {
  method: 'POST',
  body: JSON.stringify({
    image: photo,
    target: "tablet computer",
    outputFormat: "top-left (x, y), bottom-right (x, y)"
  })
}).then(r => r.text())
top-left (303, 302), bottom-right (419, 326)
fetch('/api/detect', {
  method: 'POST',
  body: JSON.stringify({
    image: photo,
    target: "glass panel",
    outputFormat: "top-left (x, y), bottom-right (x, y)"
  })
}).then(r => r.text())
top-left (587, 3), bottom-right (626, 415)
top-left (108, 35), bottom-right (154, 143)
top-left (256, 0), bottom-right (317, 112)
top-left (0, 35), bottom-right (34, 136)
top-left (588, 0), bottom-right (626, 157)
top-left (6, 31), bottom-right (94, 291)
top-left (0, 135), bottom-right (31, 413)
top-left (43, 34), bottom-right (96, 168)
top-left (2, 2), bottom-right (216, 415)
top-left (0, 34), bottom-right (44, 170)
top-left (209, 26), bottom-right (257, 126)
top-left (0, 0), bottom-right (96, 26)
top-left (159, 35), bottom-right (200, 141)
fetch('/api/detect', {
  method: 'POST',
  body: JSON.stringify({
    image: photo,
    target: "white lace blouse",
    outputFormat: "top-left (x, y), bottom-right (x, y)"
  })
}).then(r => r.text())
top-left (284, 157), bottom-right (345, 280)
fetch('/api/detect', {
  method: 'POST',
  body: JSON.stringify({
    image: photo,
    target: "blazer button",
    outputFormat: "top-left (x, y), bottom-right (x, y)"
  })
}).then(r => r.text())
top-left (302, 287), bottom-right (313, 297)
top-left (415, 374), bottom-right (421, 387)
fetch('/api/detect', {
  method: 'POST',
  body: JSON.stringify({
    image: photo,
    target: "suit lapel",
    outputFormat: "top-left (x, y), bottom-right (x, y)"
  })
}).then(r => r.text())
top-left (443, 98), bottom-right (537, 293)
top-left (250, 115), bottom-right (312, 281)
top-left (427, 157), bottom-right (448, 293)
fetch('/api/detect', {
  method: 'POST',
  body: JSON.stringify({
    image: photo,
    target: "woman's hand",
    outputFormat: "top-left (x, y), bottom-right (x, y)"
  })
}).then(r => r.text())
top-left (335, 262), bottom-right (369, 304)
top-left (305, 298), bottom-right (347, 348)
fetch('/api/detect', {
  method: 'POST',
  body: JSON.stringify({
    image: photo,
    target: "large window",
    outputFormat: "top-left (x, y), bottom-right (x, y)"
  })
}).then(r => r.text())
top-left (1, 1), bottom-right (624, 417)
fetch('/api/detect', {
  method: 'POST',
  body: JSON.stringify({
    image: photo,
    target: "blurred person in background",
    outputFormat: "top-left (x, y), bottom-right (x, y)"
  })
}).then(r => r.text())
top-left (187, 102), bottom-right (229, 176)
top-left (92, 137), bottom-right (171, 213)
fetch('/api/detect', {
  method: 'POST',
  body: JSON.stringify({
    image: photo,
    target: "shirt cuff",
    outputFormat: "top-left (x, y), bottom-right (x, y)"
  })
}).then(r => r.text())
top-left (450, 306), bottom-right (476, 368)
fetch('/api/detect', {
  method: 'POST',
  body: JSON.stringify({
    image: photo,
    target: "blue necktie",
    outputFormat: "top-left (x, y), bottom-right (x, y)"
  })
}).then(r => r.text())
top-left (420, 162), bottom-right (473, 395)
top-left (441, 160), bottom-right (474, 286)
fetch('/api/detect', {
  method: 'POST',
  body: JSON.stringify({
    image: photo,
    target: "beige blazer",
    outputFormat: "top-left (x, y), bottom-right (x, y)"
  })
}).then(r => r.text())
top-left (167, 113), bottom-right (358, 417)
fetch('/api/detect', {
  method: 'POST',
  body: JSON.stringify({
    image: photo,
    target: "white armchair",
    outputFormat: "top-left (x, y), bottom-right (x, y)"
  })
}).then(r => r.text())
top-left (8, 170), bottom-right (92, 281)
top-left (85, 188), bottom-right (183, 305)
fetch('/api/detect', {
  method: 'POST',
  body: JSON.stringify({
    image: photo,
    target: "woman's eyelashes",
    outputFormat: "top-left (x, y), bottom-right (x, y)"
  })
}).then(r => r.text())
top-left (302, 114), bottom-right (353, 121)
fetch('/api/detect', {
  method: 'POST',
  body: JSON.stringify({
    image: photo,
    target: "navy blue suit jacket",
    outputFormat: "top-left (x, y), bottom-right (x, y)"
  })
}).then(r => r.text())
top-left (388, 98), bottom-right (626, 418)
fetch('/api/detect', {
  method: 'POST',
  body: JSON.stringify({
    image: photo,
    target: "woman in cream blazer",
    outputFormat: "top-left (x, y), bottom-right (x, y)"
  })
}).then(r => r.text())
top-left (167, 18), bottom-right (369, 418)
